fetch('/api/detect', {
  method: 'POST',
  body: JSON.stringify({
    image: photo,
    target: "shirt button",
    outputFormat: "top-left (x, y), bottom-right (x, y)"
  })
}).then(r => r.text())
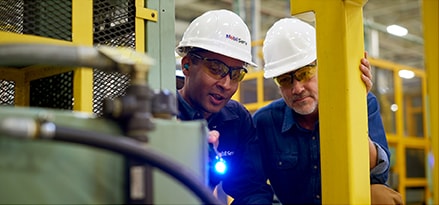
top-left (212, 126), bottom-right (217, 129)
top-left (312, 136), bottom-right (316, 140)
top-left (314, 165), bottom-right (318, 169)
top-left (278, 161), bottom-right (282, 166)
top-left (316, 195), bottom-right (320, 199)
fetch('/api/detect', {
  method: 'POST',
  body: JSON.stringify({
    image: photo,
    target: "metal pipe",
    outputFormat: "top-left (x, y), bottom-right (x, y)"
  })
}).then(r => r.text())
top-left (0, 43), bottom-right (116, 70)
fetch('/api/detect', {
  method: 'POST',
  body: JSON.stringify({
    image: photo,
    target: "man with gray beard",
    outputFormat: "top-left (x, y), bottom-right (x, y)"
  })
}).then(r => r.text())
top-left (253, 17), bottom-right (401, 204)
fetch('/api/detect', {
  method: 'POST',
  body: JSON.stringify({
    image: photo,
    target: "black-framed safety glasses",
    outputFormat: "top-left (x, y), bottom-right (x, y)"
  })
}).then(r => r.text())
top-left (189, 52), bottom-right (248, 82)
top-left (273, 63), bottom-right (317, 87)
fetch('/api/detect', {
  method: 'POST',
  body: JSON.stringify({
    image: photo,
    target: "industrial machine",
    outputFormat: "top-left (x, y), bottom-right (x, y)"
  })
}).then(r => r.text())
top-left (0, 43), bottom-right (220, 204)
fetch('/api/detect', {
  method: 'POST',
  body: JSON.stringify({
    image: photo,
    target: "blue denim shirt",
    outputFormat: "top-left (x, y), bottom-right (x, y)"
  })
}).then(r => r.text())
top-left (177, 92), bottom-right (274, 204)
top-left (253, 92), bottom-right (390, 204)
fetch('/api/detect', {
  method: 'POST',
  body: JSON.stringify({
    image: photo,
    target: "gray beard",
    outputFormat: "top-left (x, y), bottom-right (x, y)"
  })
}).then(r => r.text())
top-left (293, 101), bottom-right (318, 115)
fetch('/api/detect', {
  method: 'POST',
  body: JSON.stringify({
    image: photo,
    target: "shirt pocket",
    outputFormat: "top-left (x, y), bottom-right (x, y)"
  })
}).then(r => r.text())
top-left (273, 153), bottom-right (298, 170)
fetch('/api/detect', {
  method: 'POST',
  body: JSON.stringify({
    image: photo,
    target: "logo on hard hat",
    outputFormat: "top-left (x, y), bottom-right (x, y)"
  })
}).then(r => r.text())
top-left (225, 34), bottom-right (248, 46)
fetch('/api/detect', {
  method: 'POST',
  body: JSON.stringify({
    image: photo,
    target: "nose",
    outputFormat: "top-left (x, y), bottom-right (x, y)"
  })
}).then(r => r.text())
top-left (216, 74), bottom-right (233, 91)
top-left (291, 79), bottom-right (305, 94)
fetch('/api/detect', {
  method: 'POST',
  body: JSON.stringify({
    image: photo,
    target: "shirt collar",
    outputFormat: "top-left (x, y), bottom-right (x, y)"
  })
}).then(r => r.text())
top-left (282, 104), bottom-right (296, 133)
top-left (281, 101), bottom-right (319, 133)
top-left (177, 92), bottom-right (204, 120)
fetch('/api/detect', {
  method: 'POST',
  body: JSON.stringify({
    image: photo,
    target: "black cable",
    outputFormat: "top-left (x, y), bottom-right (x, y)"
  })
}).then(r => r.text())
top-left (47, 124), bottom-right (221, 205)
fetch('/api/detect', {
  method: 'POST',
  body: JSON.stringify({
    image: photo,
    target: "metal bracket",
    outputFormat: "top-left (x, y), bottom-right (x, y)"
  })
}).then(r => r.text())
top-left (136, 7), bottom-right (158, 22)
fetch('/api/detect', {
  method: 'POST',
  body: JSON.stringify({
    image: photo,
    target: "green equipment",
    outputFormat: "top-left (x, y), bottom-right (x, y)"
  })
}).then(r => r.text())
top-left (0, 44), bottom-right (219, 204)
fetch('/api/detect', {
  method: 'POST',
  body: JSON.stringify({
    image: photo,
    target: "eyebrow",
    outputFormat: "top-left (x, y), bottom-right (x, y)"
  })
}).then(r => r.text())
top-left (191, 52), bottom-right (247, 69)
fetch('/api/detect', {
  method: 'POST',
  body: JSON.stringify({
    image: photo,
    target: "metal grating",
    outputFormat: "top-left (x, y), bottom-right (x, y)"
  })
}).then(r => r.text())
top-left (0, 81), bottom-right (15, 105)
top-left (23, 0), bottom-right (72, 40)
top-left (93, 0), bottom-right (136, 47)
top-left (93, 70), bottom-right (130, 116)
top-left (30, 72), bottom-right (73, 110)
top-left (0, 0), bottom-right (136, 114)
top-left (24, 0), bottom-right (73, 109)
top-left (0, 0), bottom-right (73, 109)
top-left (0, 1), bottom-right (23, 33)
top-left (92, 0), bottom-right (135, 116)
top-left (0, 0), bottom-right (72, 40)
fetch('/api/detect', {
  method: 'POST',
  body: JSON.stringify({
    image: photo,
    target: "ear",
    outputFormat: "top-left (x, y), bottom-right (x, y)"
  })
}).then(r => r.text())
top-left (181, 56), bottom-right (191, 74)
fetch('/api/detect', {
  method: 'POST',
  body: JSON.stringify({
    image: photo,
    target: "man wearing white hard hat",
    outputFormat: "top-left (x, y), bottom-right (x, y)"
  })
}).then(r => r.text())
top-left (253, 17), bottom-right (402, 204)
top-left (176, 9), bottom-right (273, 204)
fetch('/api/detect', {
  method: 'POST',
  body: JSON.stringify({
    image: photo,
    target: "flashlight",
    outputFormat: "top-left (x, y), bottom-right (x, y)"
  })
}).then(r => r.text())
top-left (213, 156), bottom-right (227, 174)
top-left (209, 144), bottom-right (227, 175)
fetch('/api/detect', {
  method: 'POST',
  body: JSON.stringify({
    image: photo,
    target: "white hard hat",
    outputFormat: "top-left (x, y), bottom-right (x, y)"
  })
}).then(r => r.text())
top-left (176, 9), bottom-right (256, 66)
top-left (263, 17), bottom-right (316, 78)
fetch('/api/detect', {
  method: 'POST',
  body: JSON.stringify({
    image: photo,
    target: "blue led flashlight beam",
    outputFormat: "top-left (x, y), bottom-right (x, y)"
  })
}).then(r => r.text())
top-left (213, 156), bottom-right (227, 174)
top-left (209, 143), bottom-right (227, 175)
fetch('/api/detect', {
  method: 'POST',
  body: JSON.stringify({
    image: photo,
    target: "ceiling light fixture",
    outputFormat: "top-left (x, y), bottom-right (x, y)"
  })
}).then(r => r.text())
top-left (398, 69), bottom-right (415, 79)
top-left (386, 24), bottom-right (408, 37)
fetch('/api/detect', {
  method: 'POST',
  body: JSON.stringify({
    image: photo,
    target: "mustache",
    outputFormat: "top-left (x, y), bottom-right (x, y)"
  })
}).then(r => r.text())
top-left (292, 92), bottom-right (309, 101)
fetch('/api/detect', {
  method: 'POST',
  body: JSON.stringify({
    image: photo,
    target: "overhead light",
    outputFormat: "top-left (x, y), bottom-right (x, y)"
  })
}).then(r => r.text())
top-left (386, 24), bottom-right (408, 37)
top-left (398, 69), bottom-right (415, 79)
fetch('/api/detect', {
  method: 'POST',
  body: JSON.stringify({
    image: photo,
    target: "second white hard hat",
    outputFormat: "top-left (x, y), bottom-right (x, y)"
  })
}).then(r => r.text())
top-left (176, 9), bottom-right (256, 66)
top-left (263, 17), bottom-right (316, 78)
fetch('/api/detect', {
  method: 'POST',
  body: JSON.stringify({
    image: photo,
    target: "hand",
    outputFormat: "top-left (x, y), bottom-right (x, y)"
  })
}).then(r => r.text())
top-left (369, 138), bottom-right (378, 169)
top-left (207, 130), bottom-right (223, 187)
top-left (208, 130), bottom-right (220, 151)
top-left (208, 130), bottom-right (220, 160)
top-left (360, 51), bottom-right (373, 93)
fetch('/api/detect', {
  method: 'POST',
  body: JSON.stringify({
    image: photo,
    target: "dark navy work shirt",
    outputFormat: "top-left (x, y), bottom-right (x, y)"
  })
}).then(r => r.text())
top-left (253, 92), bottom-right (390, 204)
top-left (177, 92), bottom-right (273, 204)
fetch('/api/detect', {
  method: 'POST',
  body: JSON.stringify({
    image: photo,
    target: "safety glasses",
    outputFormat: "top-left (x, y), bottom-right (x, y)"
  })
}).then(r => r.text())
top-left (273, 64), bottom-right (317, 87)
top-left (190, 53), bottom-right (248, 82)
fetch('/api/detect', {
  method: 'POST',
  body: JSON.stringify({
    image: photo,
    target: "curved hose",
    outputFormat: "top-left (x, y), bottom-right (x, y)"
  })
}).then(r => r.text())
top-left (41, 123), bottom-right (221, 205)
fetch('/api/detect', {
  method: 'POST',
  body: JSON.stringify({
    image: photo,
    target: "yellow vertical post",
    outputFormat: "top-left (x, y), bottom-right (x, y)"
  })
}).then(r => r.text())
top-left (422, 0), bottom-right (439, 204)
top-left (290, 0), bottom-right (370, 204)
top-left (135, 0), bottom-right (146, 53)
top-left (393, 72), bottom-right (406, 201)
top-left (14, 77), bottom-right (30, 106)
top-left (72, 0), bottom-right (93, 112)
top-left (14, 74), bottom-right (29, 106)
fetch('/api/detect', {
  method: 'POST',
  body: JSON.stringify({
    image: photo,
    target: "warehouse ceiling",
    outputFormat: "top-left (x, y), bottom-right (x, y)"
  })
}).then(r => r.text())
top-left (175, 0), bottom-right (424, 69)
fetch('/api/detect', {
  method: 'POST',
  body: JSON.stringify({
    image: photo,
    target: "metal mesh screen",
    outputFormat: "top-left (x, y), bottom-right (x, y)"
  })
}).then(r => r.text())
top-left (93, 70), bottom-right (130, 115)
top-left (23, 0), bottom-right (72, 40)
top-left (0, 1), bottom-right (23, 33)
top-left (93, 0), bottom-right (136, 47)
top-left (0, 0), bottom-right (135, 114)
top-left (30, 72), bottom-right (74, 110)
top-left (0, 81), bottom-right (15, 105)
top-left (92, 0), bottom-right (135, 116)
top-left (0, 0), bottom-right (22, 105)
top-left (26, 0), bottom-right (73, 110)
top-left (0, 0), bottom-right (72, 40)
top-left (0, 0), bottom-right (73, 109)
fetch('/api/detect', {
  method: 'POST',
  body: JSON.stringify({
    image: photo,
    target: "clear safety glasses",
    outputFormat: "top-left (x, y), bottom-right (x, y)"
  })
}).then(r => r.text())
top-left (273, 63), bottom-right (317, 87)
top-left (190, 53), bottom-right (248, 82)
